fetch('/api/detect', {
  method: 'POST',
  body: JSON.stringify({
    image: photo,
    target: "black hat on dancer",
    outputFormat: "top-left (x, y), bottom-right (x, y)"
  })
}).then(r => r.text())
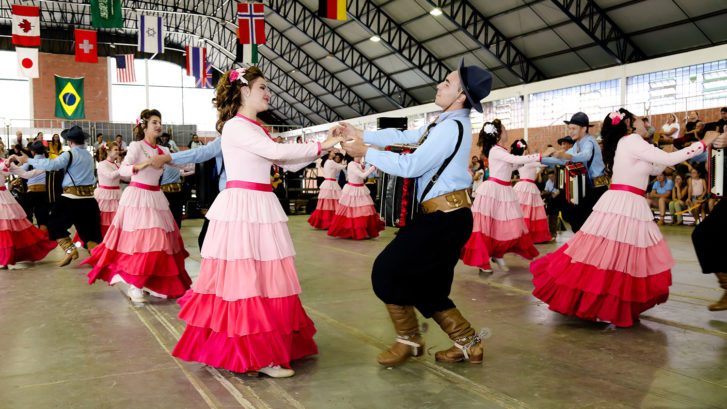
top-left (27, 141), bottom-right (47, 155)
top-left (457, 59), bottom-right (493, 113)
top-left (60, 126), bottom-right (90, 144)
top-left (564, 112), bottom-right (594, 128)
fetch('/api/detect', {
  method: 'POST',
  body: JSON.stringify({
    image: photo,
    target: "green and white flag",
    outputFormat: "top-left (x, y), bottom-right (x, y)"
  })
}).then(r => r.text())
top-left (90, 0), bottom-right (123, 29)
top-left (238, 43), bottom-right (258, 64)
top-left (55, 76), bottom-right (85, 119)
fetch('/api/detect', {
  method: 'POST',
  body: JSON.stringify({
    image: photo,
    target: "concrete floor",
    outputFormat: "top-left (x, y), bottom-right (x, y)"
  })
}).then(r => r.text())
top-left (1, 216), bottom-right (726, 409)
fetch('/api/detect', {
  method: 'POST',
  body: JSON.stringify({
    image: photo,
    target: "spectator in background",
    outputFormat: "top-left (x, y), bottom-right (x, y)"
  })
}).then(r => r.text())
top-left (94, 133), bottom-right (104, 151)
top-left (188, 134), bottom-right (204, 149)
top-left (685, 111), bottom-right (699, 133)
top-left (0, 141), bottom-right (5, 158)
top-left (35, 132), bottom-right (44, 142)
top-left (275, 136), bottom-right (284, 143)
top-left (542, 169), bottom-right (560, 239)
top-left (115, 134), bottom-right (126, 151)
top-left (557, 135), bottom-right (575, 152)
top-left (48, 133), bottom-right (63, 159)
top-left (655, 113), bottom-right (680, 146)
top-left (687, 167), bottom-right (707, 224)
top-left (702, 107), bottom-right (727, 134)
top-left (160, 133), bottom-right (179, 153)
top-left (643, 117), bottom-right (656, 143)
top-left (668, 174), bottom-right (688, 225)
top-left (15, 131), bottom-right (26, 148)
top-left (648, 172), bottom-right (674, 225)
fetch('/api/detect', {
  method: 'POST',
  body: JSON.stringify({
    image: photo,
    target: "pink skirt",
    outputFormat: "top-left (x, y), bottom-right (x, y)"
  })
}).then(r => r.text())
top-left (308, 180), bottom-right (341, 230)
top-left (328, 183), bottom-right (384, 240)
top-left (171, 187), bottom-right (317, 373)
top-left (0, 190), bottom-right (56, 265)
top-left (461, 180), bottom-right (538, 268)
top-left (95, 186), bottom-right (122, 237)
top-left (513, 180), bottom-right (551, 243)
top-left (82, 185), bottom-right (191, 298)
top-left (530, 189), bottom-right (672, 327)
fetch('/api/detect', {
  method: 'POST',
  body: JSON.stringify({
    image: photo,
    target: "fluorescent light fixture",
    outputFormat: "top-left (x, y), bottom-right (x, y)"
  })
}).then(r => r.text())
top-left (430, 8), bottom-right (442, 16)
top-left (370, 35), bottom-right (381, 42)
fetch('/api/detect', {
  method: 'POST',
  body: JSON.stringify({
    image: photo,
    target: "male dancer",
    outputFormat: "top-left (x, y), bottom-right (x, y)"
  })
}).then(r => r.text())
top-left (10, 126), bottom-right (102, 266)
top-left (542, 112), bottom-right (608, 232)
top-left (692, 126), bottom-right (727, 311)
top-left (340, 60), bottom-right (492, 366)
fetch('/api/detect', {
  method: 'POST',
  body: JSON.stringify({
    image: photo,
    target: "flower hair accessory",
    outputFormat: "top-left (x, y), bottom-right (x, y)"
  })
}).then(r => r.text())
top-left (135, 116), bottom-right (142, 126)
top-left (609, 111), bottom-right (624, 125)
top-left (483, 123), bottom-right (497, 135)
top-left (516, 140), bottom-right (526, 149)
top-left (229, 68), bottom-right (248, 85)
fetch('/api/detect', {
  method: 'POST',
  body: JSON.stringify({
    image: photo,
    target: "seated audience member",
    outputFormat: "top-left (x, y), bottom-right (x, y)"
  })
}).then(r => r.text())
top-left (643, 117), bottom-right (656, 143)
top-left (687, 167), bottom-right (707, 225)
top-left (654, 113), bottom-right (680, 146)
top-left (648, 172), bottom-right (674, 225)
top-left (668, 174), bottom-right (688, 225)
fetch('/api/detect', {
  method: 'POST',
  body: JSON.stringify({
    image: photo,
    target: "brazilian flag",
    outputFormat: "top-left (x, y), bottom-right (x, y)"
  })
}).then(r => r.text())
top-left (55, 76), bottom-right (85, 119)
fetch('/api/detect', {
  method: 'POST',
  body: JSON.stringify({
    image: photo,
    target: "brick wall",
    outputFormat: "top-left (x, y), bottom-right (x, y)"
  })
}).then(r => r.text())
top-left (32, 53), bottom-right (109, 122)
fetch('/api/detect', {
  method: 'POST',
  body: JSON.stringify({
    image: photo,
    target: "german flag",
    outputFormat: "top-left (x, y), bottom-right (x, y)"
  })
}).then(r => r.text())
top-left (318, 0), bottom-right (347, 21)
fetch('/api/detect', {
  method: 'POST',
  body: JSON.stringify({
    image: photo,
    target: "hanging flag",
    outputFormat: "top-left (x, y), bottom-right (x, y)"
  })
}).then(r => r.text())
top-left (90, 0), bottom-right (123, 29)
top-left (241, 44), bottom-right (259, 64)
top-left (115, 55), bottom-right (136, 83)
top-left (75, 29), bottom-right (98, 63)
top-left (237, 3), bottom-right (266, 44)
top-left (318, 0), bottom-right (347, 21)
top-left (185, 46), bottom-right (206, 78)
top-left (16, 47), bottom-right (38, 78)
top-left (195, 62), bottom-right (213, 89)
top-left (11, 4), bottom-right (41, 46)
top-left (138, 15), bottom-right (164, 54)
top-left (55, 76), bottom-right (85, 120)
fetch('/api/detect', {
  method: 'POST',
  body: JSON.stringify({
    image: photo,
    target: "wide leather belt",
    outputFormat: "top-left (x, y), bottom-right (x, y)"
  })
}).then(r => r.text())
top-left (160, 183), bottom-right (183, 193)
top-left (28, 184), bottom-right (46, 192)
top-left (63, 185), bottom-right (95, 196)
top-left (420, 189), bottom-right (471, 214)
top-left (592, 175), bottom-right (610, 188)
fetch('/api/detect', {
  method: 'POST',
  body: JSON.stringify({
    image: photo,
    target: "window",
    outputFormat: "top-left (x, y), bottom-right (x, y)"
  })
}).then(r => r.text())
top-left (528, 80), bottom-right (620, 127)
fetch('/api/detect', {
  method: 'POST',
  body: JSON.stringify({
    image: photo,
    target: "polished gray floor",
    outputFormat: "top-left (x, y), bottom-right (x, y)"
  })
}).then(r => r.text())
top-left (1, 216), bottom-right (726, 409)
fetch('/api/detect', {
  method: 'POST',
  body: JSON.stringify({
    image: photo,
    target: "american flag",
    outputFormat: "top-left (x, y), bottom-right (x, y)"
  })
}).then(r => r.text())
top-left (195, 62), bottom-right (213, 88)
top-left (115, 55), bottom-right (136, 83)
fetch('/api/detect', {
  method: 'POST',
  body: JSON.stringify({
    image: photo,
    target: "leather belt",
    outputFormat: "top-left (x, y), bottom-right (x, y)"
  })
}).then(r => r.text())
top-left (28, 184), bottom-right (47, 192)
top-left (63, 185), bottom-right (95, 196)
top-left (160, 183), bottom-right (183, 193)
top-left (592, 175), bottom-right (610, 188)
top-left (420, 189), bottom-right (471, 214)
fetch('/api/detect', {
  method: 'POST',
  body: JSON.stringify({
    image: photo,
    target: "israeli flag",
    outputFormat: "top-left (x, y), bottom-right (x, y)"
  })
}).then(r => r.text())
top-left (138, 15), bottom-right (164, 54)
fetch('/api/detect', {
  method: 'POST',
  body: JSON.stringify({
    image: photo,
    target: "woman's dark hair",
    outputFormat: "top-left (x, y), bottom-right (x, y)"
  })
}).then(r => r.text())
top-left (600, 108), bottom-right (635, 172)
top-left (673, 173), bottom-right (687, 188)
top-left (49, 134), bottom-right (62, 151)
top-left (28, 141), bottom-right (47, 157)
top-left (213, 66), bottom-right (265, 134)
top-left (133, 109), bottom-right (162, 141)
top-left (477, 119), bottom-right (503, 158)
top-left (510, 138), bottom-right (527, 156)
top-left (343, 153), bottom-right (354, 164)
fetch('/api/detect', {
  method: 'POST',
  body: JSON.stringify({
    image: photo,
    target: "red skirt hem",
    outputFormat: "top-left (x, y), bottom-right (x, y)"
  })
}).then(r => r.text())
top-left (327, 213), bottom-right (384, 240)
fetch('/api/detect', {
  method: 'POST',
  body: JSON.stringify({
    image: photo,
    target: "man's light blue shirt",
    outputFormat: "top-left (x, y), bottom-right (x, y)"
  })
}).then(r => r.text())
top-left (652, 179), bottom-right (674, 195)
top-left (27, 145), bottom-right (95, 187)
top-left (364, 109), bottom-right (472, 202)
top-left (541, 134), bottom-right (606, 179)
top-left (161, 164), bottom-right (181, 185)
top-left (544, 179), bottom-right (558, 194)
top-left (23, 155), bottom-right (46, 185)
top-left (170, 137), bottom-right (225, 191)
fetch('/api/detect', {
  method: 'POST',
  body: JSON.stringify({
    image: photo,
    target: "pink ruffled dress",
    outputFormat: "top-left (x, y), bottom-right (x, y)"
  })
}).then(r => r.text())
top-left (531, 135), bottom-right (707, 327)
top-left (461, 145), bottom-right (541, 269)
top-left (513, 162), bottom-right (551, 243)
top-left (327, 161), bottom-right (383, 240)
top-left (95, 159), bottom-right (123, 237)
top-left (83, 140), bottom-right (191, 298)
top-left (172, 114), bottom-right (321, 373)
top-left (0, 161), bottom-right (56, 265)
top-left (308, 159), bottom-right (345, 229)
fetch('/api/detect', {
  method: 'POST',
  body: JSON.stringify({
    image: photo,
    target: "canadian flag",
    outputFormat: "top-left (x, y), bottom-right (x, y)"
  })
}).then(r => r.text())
top-left (16, 47), bottom-right (38, 78)
top-left (12, 5), bottom-right (40, 47)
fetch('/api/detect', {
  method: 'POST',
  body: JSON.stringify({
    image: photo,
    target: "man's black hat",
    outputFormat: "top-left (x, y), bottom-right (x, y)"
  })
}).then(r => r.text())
top-left (60, 126), bottom-right (90, 144)
top-left (564, 112), bottom-right (593, 128)
top-left (28, 141), bottom-right (47, 155)
top-left (457, 59), bottom-right (493, 113)
top-left (557, 135), bottom-right (575, 145)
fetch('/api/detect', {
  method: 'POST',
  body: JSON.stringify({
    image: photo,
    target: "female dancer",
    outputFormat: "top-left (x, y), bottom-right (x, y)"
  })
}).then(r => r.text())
top-left (327, 158), bottom-right (382, 239)
top-left (83, 109), bottom-right (191, 303)
top-left (461, 120), bottom-right (545, 272)
top-left (308, 152), bottom-right (346, 229)
top-left (531, 109), bottom-right (714, 327)
top-left (95, 142), bottom-right (123, 237)
top-left (512, 141), bottom-right (551, 243)
top-left (171, 66), bottom-right (341, 378)
top-left (0, 158), bottom-right (56, 269)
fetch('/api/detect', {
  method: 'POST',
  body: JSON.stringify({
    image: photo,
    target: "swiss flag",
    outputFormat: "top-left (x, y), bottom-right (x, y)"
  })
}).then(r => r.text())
top-left (11, 5), bottom-right (40, 46)
top-left (75, 29), bottom-right (98, 63)
top-left (16, 47), bottom-right (38, 78)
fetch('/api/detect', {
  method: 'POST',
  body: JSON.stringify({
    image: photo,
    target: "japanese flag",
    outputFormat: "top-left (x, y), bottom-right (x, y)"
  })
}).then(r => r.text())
top-left (16, 47), bottom-right (38, 78)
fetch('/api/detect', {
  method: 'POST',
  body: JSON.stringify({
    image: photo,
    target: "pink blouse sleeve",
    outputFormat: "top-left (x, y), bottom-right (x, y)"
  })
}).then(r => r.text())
top-left (97, 161), bottom-right (119, 180)
top-left (491, 147), bottom-right (541, 165)
top-left (119, 142), bottom-right (141, 177)
top-left (9, 164), bottom-right (44, 179)
top-left (362, 165), bottom-right (377, 178)
top-left (631, 136), bottom-right (706, 167)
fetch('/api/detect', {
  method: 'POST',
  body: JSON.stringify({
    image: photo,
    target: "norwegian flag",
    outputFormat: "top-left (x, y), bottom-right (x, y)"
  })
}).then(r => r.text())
top-left (195, 62), bottom-right (213, 89)
top-left (12, 5), bottom-right (40, 46)
top-left (237, 3), bottom-right (266, 44)
top-left (115, 55), bottom-right (136, 83)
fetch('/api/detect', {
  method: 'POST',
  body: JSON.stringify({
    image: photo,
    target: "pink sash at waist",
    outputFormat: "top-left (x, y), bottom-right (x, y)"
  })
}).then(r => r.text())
top-left (348, 183), bottom-right (364, 187)
top-left (488, 177), bottom-right (511, 186)
top-left (520, 179), bottom-right (535, 183)
top-left (609, 184), bottom-right (645, 196)
top-left (129, 182), bottom-right (160, 191)
top-left (226, 180), bottom-right (273, 192)
top-left (97, 185), bottom-right (120, 190)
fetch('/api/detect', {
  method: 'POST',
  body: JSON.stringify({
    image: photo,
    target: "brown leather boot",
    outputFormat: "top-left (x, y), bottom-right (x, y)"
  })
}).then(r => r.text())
top-left (86, 241), bottom-right (99, 252)
top-left (432, 308), bottom-right (483, 363)
top-left (708, 272), bottom-right (727, 311)
top-left (377, 304), bottom-right (424, 366)
top-left (56, 237), bottom-right (79, 267)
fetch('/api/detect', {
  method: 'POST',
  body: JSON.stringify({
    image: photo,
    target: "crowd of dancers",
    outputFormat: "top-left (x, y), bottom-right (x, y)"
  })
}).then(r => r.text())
top-left (2, 61), bottom-right (726, 379)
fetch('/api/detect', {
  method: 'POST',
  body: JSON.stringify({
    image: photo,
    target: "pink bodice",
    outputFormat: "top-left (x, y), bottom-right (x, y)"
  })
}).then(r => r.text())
top-left (346, 161), bottom-right (376, 184)
top-left (119, 141), bottom-right (170, 186)
top-left (611, 134), bottom-right (705, 191)
top-left (97, 160), bottom-right (121, 187)
top-left (323, 159), bottom-right (345, 179)
top-left (518, 161), bottom-right (542, 180)
top-left (488, 145), bottom-right (541, 181)
top-left (221, 115), bottom-right (321, 184)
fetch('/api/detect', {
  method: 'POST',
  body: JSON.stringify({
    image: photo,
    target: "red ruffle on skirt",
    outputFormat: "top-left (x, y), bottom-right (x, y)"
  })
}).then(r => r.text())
top-left (526, 217), bottom-right (552, 243)
top-left (307, 208), bottom-right (335, 230)
top-left (459, 233), bottom-right (491, 270)
top-left (0, 222), bottom-right (57, 265)
top-left (461, 229), bottom-right (539, 262)
top-left (530, 244), bottom-right (671, 327)
top-left (327, 212), bottom-right (384, 240)
top-left (172, 291), bottom-right (318, 373)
